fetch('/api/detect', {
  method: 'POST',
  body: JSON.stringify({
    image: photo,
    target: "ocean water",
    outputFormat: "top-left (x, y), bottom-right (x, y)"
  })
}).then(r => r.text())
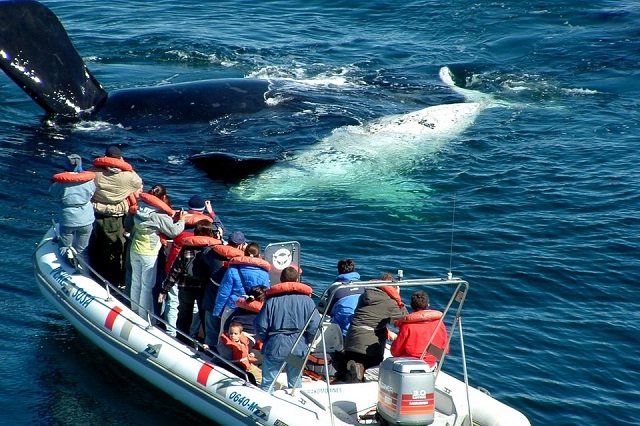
top-left (1, 0), bottom-right (639, 425)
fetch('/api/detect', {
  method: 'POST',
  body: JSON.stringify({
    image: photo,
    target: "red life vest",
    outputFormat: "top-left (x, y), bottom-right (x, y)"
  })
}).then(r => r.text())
top-left (51, 171), bottom-right (96, 183)
top-left (92, 156), bottom-right (134, 172)
top-left (225, 256), bottom-right (271, 272)
top-left (138, 192), bottom-right (174, 216)
top-left (179, 235), bottom-right (222, 248)
top-left (380, 285), bottom-right (405, 309)
top-left (393, 309), bottom-right (443, 327)
top-left (182, 212), bottom-right (214, 227)
top-left (234, 298), bottom-right (264, 313)
top-left (265, 282), bottom-right (313, 298)
top-left (214, 245), bottom-right (245, 259)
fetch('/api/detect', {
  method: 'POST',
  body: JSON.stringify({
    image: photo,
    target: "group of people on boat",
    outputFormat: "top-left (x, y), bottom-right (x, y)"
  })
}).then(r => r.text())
top-left (49, 146), bottom-right (449, 390)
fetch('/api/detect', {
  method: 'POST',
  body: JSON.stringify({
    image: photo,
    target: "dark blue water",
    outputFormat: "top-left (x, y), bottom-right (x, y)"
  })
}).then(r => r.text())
top-left (1, 1), bottom-right (639, 424)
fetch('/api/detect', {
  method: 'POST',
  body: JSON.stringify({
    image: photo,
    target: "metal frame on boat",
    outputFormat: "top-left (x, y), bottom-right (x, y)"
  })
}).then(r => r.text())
top-left (33, 225), bottom-right (530, 425)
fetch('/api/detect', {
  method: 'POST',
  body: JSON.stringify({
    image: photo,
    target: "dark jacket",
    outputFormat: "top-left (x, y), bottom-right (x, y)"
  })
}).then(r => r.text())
top-left (344, 288), bottom-right (408, 360)
top-left (255, 291), bottom-right (320, 360)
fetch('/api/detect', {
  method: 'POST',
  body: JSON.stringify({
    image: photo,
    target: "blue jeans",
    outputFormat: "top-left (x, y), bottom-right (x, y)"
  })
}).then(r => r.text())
top-left (260, 356), bottom-right (302, 391)
top-left (164, 285), bottom-right (179, 337)
top-left (204, 310), bottom-right (221, 347)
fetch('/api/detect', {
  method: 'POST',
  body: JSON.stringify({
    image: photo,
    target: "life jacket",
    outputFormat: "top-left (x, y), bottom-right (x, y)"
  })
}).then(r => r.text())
top-left (138, 192), bottom-right (174, 216)
top-left (51, 171), bottom-right (96, 183)
top-left (92, 156), bottom-right (134, 172)
top-left (182, 212), bottom-right (213, 227)
top-left (265, 282), bottom-right (313, 298)
top-left (393, 310), bottom-right (443, 327)
top-left (234, 298), bottom-right (264, 313)
top-left (179, 235), bottom-right (222, 248)
top-left (126, 192), bottom-right (138, 214)
top-left (380, 285), bottom-right (405, 309)
top-left (219, 332), bottom-right (254, 371)
top-left (225, 256), bottom-right (271, 272)
top-left (214, 244), bottom-right (245, 260)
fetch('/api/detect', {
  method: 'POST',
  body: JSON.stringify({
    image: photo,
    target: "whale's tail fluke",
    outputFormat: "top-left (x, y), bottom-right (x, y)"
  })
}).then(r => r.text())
top-left (0, 0), bottom-right (107, 116)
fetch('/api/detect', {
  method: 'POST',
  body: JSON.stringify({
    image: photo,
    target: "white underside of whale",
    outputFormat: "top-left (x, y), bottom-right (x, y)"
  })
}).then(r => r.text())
top-left (232, 67), bottom-right (501, 207)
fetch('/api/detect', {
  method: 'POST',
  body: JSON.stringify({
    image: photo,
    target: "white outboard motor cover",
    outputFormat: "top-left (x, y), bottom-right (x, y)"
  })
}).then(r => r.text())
top-left (377, 357), bottom-right (435, 426)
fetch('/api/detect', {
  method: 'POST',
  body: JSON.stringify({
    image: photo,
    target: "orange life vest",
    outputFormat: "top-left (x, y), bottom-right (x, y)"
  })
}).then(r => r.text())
top-left (182, 212), bottom-right (214, 227)
top-left (380, 285), bottom-right (405, 309)
top-left (213, 245), bottom-right (245, 259)
top-left (265, 282), bottom-right (313, 298)
top-left (138, 192), bottom-right (174, 216)
top-left (234, 298), bottom-right (264, 313)
top-left (92, 156), bottom-right (134, 172)
top-left (51, 171), bottom-right (96, 183)
top-left (225, 256), bottom-right (271, 272)
top-left (393, 309), bottom-right (443, 327)
top-left (179, 235), bottom-right (222, 248)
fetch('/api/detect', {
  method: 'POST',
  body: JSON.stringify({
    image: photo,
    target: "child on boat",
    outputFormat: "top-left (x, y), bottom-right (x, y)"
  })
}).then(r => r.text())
top-left (219, 321), bottom-right (262, 385)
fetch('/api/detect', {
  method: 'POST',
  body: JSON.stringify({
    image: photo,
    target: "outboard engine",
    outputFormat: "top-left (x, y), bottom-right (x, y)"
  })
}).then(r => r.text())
top-left (377, 357), bottom-right (435, 426)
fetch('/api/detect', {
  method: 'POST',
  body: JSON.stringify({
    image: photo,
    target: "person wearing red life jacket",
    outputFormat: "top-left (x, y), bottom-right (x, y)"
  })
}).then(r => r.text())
top-left (161, 195), bottom-right (225, 338)
top-left (88, 145), bottom-right (143, 287)
top-left (50, 154), bottom-right (96, 264)
top-left (219, 321), bottom-right (262, 386)
top-left (164, 195), bottom-right (225, 275)
top-left (213, 242), bottom-right (271, 330)
top-left (390, 290), bottom-right (449, 368)
top-left (224, 284), bottom-right (267, 336)
top-left (341, 285), bottom-right (408, 382)
top-left (158, 220), bottom-right (220, 343)
top-left (255, 266), bottom-right (320, 391)
top-left (201, 231), bottom-right (247, 349)
top-left (125, 184), bottom-right (184, 321)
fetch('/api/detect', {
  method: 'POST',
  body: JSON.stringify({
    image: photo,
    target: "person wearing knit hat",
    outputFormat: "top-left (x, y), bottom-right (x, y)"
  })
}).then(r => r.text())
top-left (64, 154), bottom-right (83, 172)
top-left (50, 154), bottom-right (96, 264)
top-left (188, 195), bottom-right (206, 212)
top-left (105, 145), bottom-right (122, 158)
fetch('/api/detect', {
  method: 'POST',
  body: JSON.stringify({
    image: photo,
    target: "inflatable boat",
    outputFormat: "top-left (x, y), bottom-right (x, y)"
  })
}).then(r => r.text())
top-left (33, 225), bottom-right (531, 425)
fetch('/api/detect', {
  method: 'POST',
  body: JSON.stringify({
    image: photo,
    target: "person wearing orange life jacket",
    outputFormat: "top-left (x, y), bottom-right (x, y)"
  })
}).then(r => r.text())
top-left (126, 184), bottom-right (184, 321)
top-left (390, 290), bottom-right (449, 368)
top-left (224, 284), bottom-right (267, 336)
top-left (162, 195), bottom-right (225, 338)
top-left (201, 231), bottom-right (247, 349)
top-left (340, 285), bottom-right (408, 382)
top-left (158, 219), bottom-right (220, 343)
top-left (219, 321), bottom-right (263, 385)
top-left (255, 266), bottom-right (320, 391)
top-left (214, 242), bottom-right (271, 334)
top-left (49, 154), bottom-right (96, 264)
top-left (164, 195), bottom-right (225, 275)
top-left (88, 145), bottom-right (143, 287)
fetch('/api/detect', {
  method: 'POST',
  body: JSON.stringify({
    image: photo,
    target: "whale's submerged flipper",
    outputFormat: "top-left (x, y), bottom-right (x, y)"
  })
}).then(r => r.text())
top-left (0, 0), bottom-right (108, 116)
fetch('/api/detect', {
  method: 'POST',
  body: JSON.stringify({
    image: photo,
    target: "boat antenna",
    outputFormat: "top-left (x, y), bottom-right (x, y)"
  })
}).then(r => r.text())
top-left (448, 193), bottom-right (457, 280)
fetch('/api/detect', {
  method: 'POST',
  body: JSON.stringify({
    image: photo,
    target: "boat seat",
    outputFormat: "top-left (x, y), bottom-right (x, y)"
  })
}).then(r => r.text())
top-left (310, 322), bottom-right (344, 353)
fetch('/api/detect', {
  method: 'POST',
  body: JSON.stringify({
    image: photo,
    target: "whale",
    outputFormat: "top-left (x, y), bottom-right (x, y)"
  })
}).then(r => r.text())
top-left (0, 0), bottom-right (271, 125)
top-left (231, 66), bottom-right (502, 208)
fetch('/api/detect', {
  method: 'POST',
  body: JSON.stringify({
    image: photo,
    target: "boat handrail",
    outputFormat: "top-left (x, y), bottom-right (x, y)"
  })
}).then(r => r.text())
top-left (268, 273), bottom-right (470, 425)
